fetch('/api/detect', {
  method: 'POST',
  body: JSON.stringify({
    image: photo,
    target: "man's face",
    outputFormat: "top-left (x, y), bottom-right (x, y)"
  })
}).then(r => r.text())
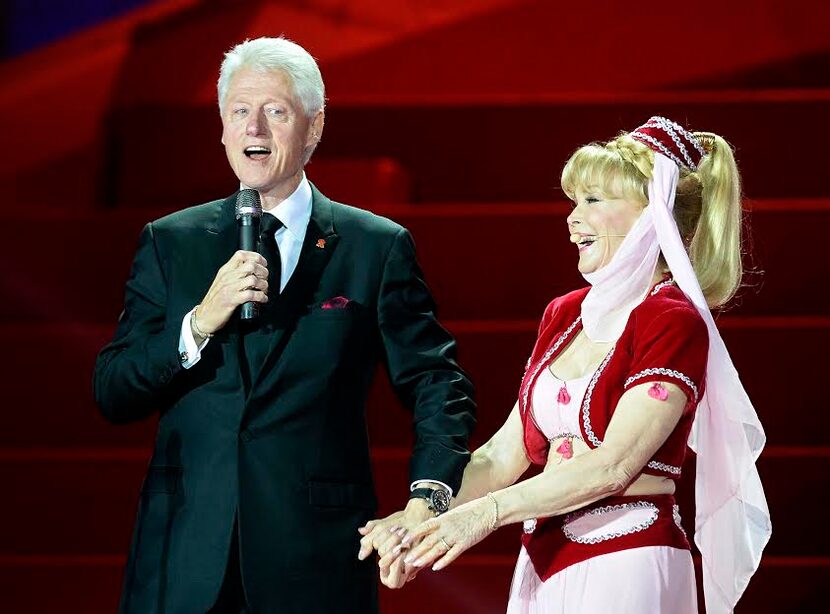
top-left (221, 67), bottom-right (323, 200)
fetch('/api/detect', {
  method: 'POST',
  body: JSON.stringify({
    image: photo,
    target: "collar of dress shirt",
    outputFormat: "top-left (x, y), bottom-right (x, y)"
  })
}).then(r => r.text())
top-left (240, 173), bottom-right (312, 242)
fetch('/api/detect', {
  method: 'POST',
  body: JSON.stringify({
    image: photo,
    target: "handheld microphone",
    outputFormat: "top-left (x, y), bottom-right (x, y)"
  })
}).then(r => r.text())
top-left (235, 189), bottom-right (263, 320)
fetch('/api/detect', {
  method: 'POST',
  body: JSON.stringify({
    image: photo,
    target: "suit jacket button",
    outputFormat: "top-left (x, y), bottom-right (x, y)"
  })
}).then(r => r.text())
top-left (239, 430), bottom-right (253, 442)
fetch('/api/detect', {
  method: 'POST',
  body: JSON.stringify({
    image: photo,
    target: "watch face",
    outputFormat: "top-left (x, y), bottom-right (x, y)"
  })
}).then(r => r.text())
top-left (430, 489), bottom-right (451, 514)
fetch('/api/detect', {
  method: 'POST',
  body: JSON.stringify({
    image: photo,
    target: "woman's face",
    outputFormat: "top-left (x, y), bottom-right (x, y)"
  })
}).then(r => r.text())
top-left (567, 187), bottom-right (645, 274)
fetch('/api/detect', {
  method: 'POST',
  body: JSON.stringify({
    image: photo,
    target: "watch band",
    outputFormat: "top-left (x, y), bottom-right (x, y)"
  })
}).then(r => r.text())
top-left (409, 488), bottom-right (436, 501)
top-left (409, 487), bottom-right (450, 515)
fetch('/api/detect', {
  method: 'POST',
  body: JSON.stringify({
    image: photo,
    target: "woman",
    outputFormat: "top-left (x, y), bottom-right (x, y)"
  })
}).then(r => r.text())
top-left (389, 117), bottom-right (771, 613)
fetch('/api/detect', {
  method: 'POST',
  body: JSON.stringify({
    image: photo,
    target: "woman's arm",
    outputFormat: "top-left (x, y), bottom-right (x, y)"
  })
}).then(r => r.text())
top-left (451, 401), bottom-right (531, 506)
top-left (494, 380), bottom-right (686, 523)
top-left (402, 380), bottom-right (688, 570)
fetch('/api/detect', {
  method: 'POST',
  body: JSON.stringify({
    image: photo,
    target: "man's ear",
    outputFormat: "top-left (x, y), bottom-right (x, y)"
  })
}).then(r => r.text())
top-left (308, 111), bottom-right (325, 146)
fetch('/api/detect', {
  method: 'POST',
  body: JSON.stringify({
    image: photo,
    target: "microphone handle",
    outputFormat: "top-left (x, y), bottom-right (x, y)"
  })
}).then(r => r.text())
top-left (238, 215), bottom-right (261, 320)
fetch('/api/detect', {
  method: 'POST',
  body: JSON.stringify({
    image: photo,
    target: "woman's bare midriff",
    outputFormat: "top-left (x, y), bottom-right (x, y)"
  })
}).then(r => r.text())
top-left (543, 435), bottom-right (676, 496)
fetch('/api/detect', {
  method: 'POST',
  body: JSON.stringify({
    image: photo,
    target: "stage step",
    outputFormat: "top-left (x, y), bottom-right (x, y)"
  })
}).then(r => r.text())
top-left (0, 447), bottom-right (824, 558)
top-left (366, 317), bottom-right (830, 449)
top-left (104, 96), bottom-right (830, 207)
top-left (0, 319), bottom-right (826, 448)
top-left (0, 553), bottom-right (824, 614)
top-left (0, 201), bottom-right (826, 323)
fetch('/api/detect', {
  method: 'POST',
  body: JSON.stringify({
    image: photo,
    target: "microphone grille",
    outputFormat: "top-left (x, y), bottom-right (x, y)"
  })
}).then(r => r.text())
top-left (235, 189), bottom-right (262, 220)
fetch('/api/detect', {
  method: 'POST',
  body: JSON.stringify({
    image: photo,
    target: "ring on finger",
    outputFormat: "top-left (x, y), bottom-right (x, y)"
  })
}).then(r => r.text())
top-left (440, 538), bottom-right (451, 552)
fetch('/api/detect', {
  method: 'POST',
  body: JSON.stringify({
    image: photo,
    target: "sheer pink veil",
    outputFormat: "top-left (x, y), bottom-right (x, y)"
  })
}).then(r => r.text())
top-left (581, 149), bottom-right (771, 613)
top-left (581, 206), bottom-right (660, 342)
top-left (650, 154), bottom-right (770, 613)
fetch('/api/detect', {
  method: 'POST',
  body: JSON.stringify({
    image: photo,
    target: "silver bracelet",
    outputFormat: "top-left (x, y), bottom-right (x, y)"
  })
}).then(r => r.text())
top-left (191, 307), bottom-right (214, 339)
top-left (485, 492), bottom-right (499, 532)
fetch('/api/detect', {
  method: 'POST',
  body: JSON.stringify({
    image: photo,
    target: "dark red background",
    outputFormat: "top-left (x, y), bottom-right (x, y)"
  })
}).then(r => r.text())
top-left (1, 1), bottom-right (828, 611)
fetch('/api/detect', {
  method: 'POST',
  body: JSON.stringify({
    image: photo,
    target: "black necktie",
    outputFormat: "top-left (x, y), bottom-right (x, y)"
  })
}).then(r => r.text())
top-left (259, 214), bottom-right (283, 308)
top-left (241, 214), bottom-right (283, 386)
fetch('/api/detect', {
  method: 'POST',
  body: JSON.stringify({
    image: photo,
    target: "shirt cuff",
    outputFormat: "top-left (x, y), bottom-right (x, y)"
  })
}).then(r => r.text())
top-left (178, 307), bottom-right (210, 369)
top-left (410, 480), bottom-right (454, 498)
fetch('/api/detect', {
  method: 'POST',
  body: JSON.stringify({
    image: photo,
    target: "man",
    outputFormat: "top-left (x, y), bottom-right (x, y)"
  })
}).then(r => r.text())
top-left (94, 37), bottom-right (475, 613)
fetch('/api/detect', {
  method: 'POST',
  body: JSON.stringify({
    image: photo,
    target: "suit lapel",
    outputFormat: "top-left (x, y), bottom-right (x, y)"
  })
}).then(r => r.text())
top-left (248, 185), bottom-right (340, 393)
top-left (206, 192), bottom-right (239, 261)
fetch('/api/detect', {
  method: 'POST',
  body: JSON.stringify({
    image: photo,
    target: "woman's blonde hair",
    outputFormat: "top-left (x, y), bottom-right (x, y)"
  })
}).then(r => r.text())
top-left (560, 131), bottom-right (743, 309)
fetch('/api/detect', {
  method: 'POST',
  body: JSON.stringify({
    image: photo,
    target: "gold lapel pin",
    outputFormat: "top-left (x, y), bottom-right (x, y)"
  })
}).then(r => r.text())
top-left (316, 239), bottom-right (326, 249)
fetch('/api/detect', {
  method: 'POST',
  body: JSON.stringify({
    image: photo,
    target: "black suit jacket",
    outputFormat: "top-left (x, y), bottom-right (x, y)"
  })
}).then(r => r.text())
top-left (93, 186), bottom-right (476, 613)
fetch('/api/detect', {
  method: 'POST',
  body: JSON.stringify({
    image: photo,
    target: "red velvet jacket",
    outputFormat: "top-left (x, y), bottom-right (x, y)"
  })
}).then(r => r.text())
top-left (519, 280), bottom-right (708, 478)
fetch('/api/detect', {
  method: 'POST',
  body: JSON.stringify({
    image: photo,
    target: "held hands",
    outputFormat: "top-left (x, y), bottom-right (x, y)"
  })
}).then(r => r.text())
top-left (399, 495), bottom-right (497, 572)
top-left (357, 499), bottom-right (433, 588)
top-left (358, 495), bottom-right (499, 588)
top-left (193, 251), bottom-right (269, 336)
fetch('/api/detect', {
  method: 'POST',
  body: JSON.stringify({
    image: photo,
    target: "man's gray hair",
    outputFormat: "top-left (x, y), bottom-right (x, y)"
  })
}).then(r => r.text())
top-left (217, 37), bottom-right (325, 117)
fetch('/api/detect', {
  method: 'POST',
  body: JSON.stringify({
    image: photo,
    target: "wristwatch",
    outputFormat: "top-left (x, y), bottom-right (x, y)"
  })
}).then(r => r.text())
top-left (409, 487), bottom-right (451, 516)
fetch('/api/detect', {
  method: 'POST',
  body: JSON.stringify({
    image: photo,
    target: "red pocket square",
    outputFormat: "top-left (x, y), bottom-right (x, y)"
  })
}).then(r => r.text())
top-left (321, 296), bottom-right (351, 310)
